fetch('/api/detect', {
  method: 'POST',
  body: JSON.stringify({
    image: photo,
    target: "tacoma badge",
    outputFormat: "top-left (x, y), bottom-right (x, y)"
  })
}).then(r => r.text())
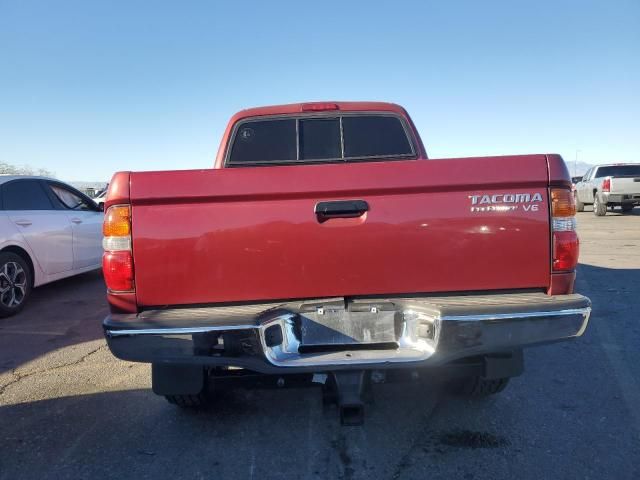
top-left (468, 193), bottom-right (543, 212)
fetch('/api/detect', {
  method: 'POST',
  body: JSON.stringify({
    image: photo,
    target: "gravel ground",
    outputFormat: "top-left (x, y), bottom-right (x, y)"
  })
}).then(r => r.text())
top-left (1, 208), bottom-right (639, 480)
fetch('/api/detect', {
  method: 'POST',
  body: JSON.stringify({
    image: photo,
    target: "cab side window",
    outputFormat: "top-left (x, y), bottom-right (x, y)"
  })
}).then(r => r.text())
top-left (583, 168), bottom-right (593, 181)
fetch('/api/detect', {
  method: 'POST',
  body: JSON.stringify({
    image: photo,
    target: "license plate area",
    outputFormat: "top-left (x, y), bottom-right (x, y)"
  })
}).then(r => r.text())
top-left (298, 308), bottom-right (398, 347)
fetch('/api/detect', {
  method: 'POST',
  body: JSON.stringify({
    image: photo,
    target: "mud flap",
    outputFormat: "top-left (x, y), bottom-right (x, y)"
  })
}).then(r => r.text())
top-left (152, 363), bottom-right (205, 396)
top-left (483, 350), bottom-right (524, 379)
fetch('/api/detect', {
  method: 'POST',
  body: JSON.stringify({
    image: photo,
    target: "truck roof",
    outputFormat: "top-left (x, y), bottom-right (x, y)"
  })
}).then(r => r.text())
top-left (594, 163), bottom-right (640, 167)
top-left (232, 101), bottom-right (408, 121)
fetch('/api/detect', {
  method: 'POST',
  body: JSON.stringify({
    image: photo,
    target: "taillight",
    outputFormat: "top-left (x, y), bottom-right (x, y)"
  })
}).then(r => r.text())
top-left (103, 205), bottom-right (131, 237)
top-left (103, 251), bottom-right (134, 291)
top-left (551, 188), bottom-right (579, 272)
top-left (602, 178), bottom-right (611, 192)
top-left (550, 188), bottom-right (576, 217)
top-left (103, 205), bottom-right (134, 292)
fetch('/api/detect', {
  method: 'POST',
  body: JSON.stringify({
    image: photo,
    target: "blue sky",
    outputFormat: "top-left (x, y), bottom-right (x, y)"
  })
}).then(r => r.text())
top-left (0, 0), bottom-right (638, 181)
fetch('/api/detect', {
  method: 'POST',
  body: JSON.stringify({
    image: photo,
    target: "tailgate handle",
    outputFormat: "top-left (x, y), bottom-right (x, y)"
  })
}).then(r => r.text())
top-left (315, 200), bottom-right (369, 222)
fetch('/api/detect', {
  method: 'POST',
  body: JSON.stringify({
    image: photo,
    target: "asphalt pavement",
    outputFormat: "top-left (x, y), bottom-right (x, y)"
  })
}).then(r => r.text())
top-left (1, 208), bottom-right (639, 480)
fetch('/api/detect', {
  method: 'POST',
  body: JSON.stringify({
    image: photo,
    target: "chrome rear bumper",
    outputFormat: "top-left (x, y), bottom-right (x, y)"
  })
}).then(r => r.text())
top-left (104, 293), bottom-right (591, 374)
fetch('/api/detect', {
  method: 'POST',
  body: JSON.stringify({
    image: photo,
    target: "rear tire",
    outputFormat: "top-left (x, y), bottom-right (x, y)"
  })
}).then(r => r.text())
top-left (165, 393), bottom-right (210, 408)
top-left (574, 192), bottom-right (585, 212)
top-left (621, 204), bottom-right (634, 213)
top-left (593, 194), bottom-right (607, 216)
top-left (448, 376), bottom-right (510, 397)
top-left (0, 252), bottom-right (32, 318)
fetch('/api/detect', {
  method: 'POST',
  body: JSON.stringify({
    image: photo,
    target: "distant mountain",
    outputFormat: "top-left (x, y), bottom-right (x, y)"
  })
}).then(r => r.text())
top-left (566, 161), bottom-right (594, 177)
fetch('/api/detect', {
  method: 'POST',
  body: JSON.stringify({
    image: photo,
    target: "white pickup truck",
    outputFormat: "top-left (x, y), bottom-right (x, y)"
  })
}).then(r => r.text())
top-left (575, 164), bottom-right (640, 216)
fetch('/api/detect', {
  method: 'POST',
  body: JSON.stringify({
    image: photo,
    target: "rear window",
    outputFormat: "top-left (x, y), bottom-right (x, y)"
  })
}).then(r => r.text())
top-left (230, 119), bottom-right (297, 164)
top-left (342, 116), bottom-right (412, 158)
top-left (299, 118), bottom-right (341, 160)
top-left (227, 114), bottom-right (414, 165)
top-left (595, 165), bottom-right (640, 177)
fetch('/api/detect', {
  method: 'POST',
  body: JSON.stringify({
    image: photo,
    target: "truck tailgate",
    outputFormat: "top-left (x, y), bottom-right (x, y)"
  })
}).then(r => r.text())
top-left (611, 176), bottom-right (640, 195)
top-left (130, 155), bottom-right (552, 307)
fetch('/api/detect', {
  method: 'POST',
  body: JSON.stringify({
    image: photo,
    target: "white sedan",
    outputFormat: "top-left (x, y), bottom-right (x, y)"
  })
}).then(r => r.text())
top-left (0, 176), bottom-right (103, 317)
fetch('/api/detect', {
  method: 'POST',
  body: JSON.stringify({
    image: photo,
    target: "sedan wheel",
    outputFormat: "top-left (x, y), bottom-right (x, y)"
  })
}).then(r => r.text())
top-left (0, 253), bottom-right (32, 317)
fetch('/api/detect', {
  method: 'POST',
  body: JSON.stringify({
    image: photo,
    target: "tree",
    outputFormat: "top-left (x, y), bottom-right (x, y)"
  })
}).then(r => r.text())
top-left (0, 162), bottom-right (55, 177)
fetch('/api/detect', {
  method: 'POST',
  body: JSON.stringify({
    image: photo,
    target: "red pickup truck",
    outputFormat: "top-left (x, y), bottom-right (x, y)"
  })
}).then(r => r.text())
top-left (102, 102), bottom-right (591, 425)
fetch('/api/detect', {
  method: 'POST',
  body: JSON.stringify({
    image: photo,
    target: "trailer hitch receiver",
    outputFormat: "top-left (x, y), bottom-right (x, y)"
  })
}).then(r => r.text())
top-left (330, 370), bottom-right (366, 426)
